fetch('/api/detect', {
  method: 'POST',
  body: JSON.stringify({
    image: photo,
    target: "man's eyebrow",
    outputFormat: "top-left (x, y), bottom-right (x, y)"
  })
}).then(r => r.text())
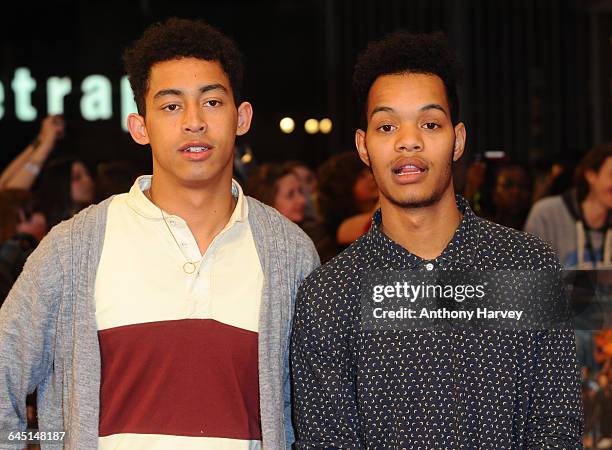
top-left (199, 83), bottom-right (227, 94)
top-left (152, 84), bottom-right (228, 100)
top-left (153, 88), bottom-right (182, 100)
top-left (371, 104), bottom-right (449, 118)
top-left (420, 103), bottom-right (448, 116)
top-left (370, 106), bottom-right (394, 118)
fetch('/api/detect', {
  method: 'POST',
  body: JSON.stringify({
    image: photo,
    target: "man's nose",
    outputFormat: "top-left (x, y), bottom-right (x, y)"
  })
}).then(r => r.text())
top-left (183, 106), bottom-right (206, 133)
top-left (395, 124), bottom-right (423, 152)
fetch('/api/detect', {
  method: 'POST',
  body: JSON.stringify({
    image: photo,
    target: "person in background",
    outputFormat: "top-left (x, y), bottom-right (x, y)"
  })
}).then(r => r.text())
top-left (525, 144), bottom-right (612, 440)
top-left (0, 189), bottom-right (47, 449)
top-left (95, 160), bottom-right (144, 202)
top-left (491, 162), bottom-right (533, 229)
top-left (0, 115), bottom-right (65, 191)
top-left (531, 158), bottom-right (576, 203)
top-left (248, 163), bottom-right (306, 223)
top-left (0, 190), bottom-right (47, 306)
top-left (463, 158), bottom-right (533, 229)
top-left (525, 144), bottom-right (612, 269)
top-left (34, 156), bottom-right (95, 227)
top-left (285, 161), bottom-right (318, 198)
top-left (284, 160), bottom-right (319, 221)
top-left (462, 158), bottom-right (488, 215)
top-left (317, 151), bottom-right (379, 248)
top-left (248, 163), bottom-right (336, 263)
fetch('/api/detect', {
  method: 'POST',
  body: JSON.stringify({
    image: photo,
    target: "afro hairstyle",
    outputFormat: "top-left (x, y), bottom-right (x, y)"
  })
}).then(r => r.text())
top-left (123, 17), bottom-right (244, 115)
top-left (353, 31), bottom-right (463, 126)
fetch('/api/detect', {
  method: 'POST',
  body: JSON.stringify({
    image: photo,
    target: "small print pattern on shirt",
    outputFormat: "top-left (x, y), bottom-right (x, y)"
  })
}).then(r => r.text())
top-left (291, 196), bottom-right (583, 449)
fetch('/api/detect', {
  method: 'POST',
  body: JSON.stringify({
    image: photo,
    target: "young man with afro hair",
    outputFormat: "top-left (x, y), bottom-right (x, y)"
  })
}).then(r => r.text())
top-left (0, 18), bottom-right (318, 449)
top-left (291, 31), bottom-right (583, 448)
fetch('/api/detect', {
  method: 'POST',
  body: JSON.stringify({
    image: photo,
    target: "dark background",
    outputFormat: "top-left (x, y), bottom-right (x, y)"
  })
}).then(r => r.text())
top-left (0, 0), bottom-right (610, 174)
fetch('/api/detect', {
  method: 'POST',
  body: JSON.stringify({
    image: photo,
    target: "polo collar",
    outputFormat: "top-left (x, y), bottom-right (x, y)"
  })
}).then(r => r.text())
top-left (126, 175), bottom-right (248, 224)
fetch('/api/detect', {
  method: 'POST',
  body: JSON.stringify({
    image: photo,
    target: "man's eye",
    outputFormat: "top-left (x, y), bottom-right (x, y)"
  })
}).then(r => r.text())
top-left (423, 122), bottom-right (440, 130)
top-left (163, 104), bottom-right (179, 112)
top-left (205, 100), bottom-right (220, 107)
top-left (378, 124), bottom-right (395, 132)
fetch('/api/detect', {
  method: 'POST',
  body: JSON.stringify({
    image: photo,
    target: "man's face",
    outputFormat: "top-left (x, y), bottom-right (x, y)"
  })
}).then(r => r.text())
top-left (70, 161), bottom-right (95, 205)
top-left (291, 165), bottom-right (318, 196)
top-left (128, 57), bottom-right (252, 188)
top-left (494, 166), bottom-right (532, 215)
top-left (355, 73), bottom-right (465, 209)
top-left (274, 173), bottom-right (306, 223)
top-left (586, 157), bottom-right (612, 210)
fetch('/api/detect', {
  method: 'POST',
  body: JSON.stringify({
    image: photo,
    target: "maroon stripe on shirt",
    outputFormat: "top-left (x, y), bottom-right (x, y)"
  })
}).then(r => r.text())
top-left (98, 319), bottom-right (261, 440)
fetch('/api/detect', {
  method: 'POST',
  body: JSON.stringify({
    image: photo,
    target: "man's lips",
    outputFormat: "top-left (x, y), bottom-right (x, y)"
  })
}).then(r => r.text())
top-left (391, 157), bottom-right (429, 175)
top-left (178, 142), bottom-right (213, 153)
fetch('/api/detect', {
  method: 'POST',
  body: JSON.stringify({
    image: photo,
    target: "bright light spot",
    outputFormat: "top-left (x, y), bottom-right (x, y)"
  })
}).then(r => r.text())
top-left (304, 118), bottom-right (319, 134)
top-left (241, 152), bottom-right (253, 164)
top-left (279, 117), bottom-right (295, 134)
top-left (319, 118), bottom-right (333, 134)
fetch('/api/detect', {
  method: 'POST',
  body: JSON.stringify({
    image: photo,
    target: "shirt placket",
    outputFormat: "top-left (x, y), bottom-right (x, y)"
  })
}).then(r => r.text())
top-left (167, 216), bottom-right (212, 317)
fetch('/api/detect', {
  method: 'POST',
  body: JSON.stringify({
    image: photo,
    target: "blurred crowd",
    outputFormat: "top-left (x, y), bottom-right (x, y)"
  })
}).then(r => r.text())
top-left (1, 114), bottom-right (611, 448)
top-left (461, 147), bottom-right (612, 448)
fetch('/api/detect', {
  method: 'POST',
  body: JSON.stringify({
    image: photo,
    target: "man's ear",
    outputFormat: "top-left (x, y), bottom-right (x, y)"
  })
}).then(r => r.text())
top-left (355, 129), bottom-right (370, 167)
top-left (452, 122), bottom-right (467, 162)
top-left (236, 102), bottom-right (253, 136)
top-left (127, 113), bottom-right (150, 145)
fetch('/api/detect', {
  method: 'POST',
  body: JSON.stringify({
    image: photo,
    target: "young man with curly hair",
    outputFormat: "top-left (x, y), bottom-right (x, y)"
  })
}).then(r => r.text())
top-left (291, 31), bottom-right (583, 448)
top-left (0, 18), bottom-right (318, 449)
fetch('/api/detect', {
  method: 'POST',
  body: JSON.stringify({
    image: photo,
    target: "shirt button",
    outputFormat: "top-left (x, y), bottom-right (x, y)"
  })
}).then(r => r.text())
top-left (425, 263), bottom-right (434, 271)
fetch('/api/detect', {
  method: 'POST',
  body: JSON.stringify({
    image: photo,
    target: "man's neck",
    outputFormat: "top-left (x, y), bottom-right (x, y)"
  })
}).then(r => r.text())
top-left (581, 193), bottom-right (608, 230)
top-left (147, 173), bottom-right (237, 254)
top-left (380, 191), bottom-right (462, 260)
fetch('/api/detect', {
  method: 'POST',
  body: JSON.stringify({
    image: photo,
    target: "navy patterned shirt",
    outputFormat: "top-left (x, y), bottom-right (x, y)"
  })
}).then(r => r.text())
top-left (291, 196), bottom-right (583, 449)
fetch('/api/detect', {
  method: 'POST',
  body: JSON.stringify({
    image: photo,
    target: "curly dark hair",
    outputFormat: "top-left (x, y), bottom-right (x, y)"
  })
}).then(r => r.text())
top-left (353, 31), bottom-right (462, 125)
top-left (317, 151), bottom-right (369, 237)
top-left (123, 17), bottom-right (244, 115)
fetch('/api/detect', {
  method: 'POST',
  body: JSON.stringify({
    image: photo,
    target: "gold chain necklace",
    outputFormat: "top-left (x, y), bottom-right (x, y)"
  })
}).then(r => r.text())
top-left (148, 187), bottom-right (203, 274)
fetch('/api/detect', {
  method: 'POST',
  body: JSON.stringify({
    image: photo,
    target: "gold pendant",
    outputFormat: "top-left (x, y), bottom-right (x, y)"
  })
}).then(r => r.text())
top-left (183, 262), bottom-right (197, 274)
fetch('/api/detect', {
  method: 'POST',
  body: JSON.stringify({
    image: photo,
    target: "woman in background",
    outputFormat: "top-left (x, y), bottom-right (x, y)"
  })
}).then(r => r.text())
top-left (247, 163), bottom-right (336, 262)
top-left (0, 190), bottom-right (47, 305)
top-left (317, 151), bottom-right (379, 248)
top-left (35, 157), bottom-right (95, 228)
top-left (0, 115), bottom-right (65, 191)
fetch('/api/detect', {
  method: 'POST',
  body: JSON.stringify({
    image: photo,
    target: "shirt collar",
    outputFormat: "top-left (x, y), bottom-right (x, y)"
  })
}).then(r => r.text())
top-left (126, 175), bottom-right (248, 223)
top-left (366, 195), bottom-right (479, 269)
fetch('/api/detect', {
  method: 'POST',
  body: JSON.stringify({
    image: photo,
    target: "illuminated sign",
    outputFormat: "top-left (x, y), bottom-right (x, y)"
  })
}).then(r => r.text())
top-left (1, 67), bottom-right (137, 131)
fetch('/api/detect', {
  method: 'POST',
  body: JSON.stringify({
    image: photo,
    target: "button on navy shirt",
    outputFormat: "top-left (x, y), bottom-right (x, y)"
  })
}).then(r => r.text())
top-left (291, 196), bottom-right (583, 449)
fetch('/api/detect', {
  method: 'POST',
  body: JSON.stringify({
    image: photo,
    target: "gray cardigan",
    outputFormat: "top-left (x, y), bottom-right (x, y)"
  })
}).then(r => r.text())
top-left (0, 196), bottom-right (320, 450)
